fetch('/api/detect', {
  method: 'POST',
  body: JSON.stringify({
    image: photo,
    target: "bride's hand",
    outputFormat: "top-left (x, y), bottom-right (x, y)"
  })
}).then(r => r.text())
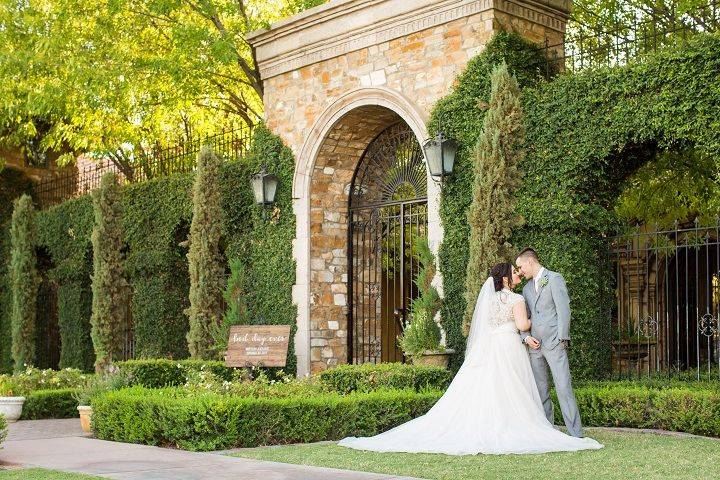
top-left (524, 336), bottom-right (541, 349)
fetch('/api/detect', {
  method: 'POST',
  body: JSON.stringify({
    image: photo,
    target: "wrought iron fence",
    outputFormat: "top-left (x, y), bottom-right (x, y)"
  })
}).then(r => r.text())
top-left (542, 1), bottom-right (720, 76)
top-left (609, 220), bottom-right (720, 380)
top-left (35, 127), bottom-right (253, 209)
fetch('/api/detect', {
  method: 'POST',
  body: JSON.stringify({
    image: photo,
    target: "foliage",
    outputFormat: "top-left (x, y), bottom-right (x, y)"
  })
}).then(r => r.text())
top-left (432, 31), bottom-right (720, 379)
top-left (0, 167), bottom-right (34, 226)
top-left (0, 367), bottom-right (88, 396)
top-left (462, 61), bottom-right (524, 335)
top-left (0, 0), bottom-right (323, 169)
top-left (0, 123), bottom-right (296, 372)
top-left (186, 147), bottom-right (225, 359)
top-left (398, 309), bottom-right (442, 358)
top-left (72, 368), bottom-right (131, 406)
top-left (9, 194), bottom-right (39, 372)
top-left (429, 32), bottom-right (550, 373)
top-left (614, 148), bottom-right (720, 227)
top-left (115, 359), bottom-right (236, 388)
top-left (20, 388), bottom-right (78, 420)
top-left (0, 412), bottom-right (5, 446)
top-left (317, 363), bottom-right (452, 394)
top-left (90, 173), bottom-right (129, 372)
top-left (565, 383), bottom-right (720, 437)
top-left (572, 1), bottom-right (717, 50)
top-left (398, 237), bottom-right (443, 356)
top-left (181, 368), bottom-right (324, 398)
top-left (217, 259), bottom-right (250, 349)
top-left (90, 386), bottom-right (441, 451)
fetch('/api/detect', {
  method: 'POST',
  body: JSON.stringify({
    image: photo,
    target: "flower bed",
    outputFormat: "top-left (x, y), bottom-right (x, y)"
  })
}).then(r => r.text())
top-left (317, 363), bottom-right (452, 394)
top-left (0, 367), bottom-right (87, 396)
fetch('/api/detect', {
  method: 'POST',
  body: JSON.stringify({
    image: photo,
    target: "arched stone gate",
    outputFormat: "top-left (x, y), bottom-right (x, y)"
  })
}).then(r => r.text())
top-left (247, 0), bottom-right (570, 376)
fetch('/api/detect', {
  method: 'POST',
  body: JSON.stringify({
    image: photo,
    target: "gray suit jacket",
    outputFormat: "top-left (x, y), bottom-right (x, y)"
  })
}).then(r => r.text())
top-left (519, 269), bottom-right (571, 351)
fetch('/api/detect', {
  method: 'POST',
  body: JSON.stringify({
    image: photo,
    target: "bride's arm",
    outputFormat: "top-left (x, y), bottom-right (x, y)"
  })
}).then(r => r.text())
top-left (512, 299), bottom-right (531, 331)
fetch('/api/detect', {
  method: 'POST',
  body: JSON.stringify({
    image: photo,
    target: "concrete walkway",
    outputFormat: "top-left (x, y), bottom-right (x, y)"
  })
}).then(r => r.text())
top-left (1, 419), bottom-right (422, 480)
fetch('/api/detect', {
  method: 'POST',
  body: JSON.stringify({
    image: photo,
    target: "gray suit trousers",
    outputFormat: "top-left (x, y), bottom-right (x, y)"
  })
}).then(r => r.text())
top-left (528, 344), bottom-right (584, 438)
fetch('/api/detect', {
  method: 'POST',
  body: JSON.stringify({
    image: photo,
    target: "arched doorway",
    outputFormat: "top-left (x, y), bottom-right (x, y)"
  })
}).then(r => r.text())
top-left (348, 122), bottom-right (428, 364)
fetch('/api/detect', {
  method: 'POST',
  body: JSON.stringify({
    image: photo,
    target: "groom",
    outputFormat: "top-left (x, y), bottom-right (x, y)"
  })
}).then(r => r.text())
top-left (515, 248), bottom-right (584, 438)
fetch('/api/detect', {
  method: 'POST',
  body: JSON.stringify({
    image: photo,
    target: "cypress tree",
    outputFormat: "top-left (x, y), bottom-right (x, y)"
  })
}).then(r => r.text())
top-left (463, 62), bottom-right (525, 335)
top-left (90, 172), bottom-right (127, 372)
top-left (10, 194), bottom-right (39, 372)
top-left (186, 146), bottom-right (225, 359)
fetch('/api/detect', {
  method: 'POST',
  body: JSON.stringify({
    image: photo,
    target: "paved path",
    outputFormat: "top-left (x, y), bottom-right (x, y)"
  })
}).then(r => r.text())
top-left (1, 419), bottom-right (422, 480)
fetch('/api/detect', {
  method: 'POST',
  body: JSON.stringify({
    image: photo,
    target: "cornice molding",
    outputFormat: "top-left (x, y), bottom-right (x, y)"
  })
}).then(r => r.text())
top-left (248, 0), bottom-right (570, 80)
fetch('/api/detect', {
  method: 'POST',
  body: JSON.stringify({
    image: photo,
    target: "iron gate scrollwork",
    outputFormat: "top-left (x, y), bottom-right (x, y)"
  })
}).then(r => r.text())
top-left (348, 122), bottom-right (428, 364)
top-left (609, 219), bottom-right (720, 379)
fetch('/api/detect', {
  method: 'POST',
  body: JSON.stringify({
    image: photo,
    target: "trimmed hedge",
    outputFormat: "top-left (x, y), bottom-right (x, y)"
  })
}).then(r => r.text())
top-left (91, 387), bottom-right (441, 451)
top-left (90, 382), bottom-right (720, 452)
top-left (317, 363), bottom-right (452, 394)
top-left (115, 359), bottom-right (235, 388)
top-left (20, 388), bottom-right (78, 419)
top-left (566, 384), bottom-right (720, 438)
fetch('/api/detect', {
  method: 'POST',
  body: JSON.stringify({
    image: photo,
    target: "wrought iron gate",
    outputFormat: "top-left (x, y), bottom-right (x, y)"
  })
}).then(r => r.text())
top-left (610, 220), bottom-right (720, 379)
top-left (348, 123), bottom-right (428, 364)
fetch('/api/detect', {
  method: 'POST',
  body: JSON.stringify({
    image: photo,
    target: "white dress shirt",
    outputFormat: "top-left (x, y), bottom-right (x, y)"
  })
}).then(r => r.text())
top-left (534, 267), bottom-right (546, 293)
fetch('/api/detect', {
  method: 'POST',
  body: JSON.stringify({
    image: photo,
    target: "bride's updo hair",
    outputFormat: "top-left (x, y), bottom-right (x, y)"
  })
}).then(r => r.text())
top-left (490, 262), bottom-right (513, 292)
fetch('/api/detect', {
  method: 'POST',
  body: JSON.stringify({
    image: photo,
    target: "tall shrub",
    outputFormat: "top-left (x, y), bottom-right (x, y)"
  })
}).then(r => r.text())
top-left (10, 194), bottom-right (39, 371)
top-left (90, 172), bottom-right (128, 372)
top-left (214, 259), bottom-right (249, 350)
top-left (399, 237), bottom-right (443, 356)
top-left (186, 146), bottom-right (225, 359)
top-left (462, 62), bottom-right (524, 334)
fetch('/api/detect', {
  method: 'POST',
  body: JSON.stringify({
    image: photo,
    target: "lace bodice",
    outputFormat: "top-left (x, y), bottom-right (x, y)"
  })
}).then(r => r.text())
top-left (489, 289), bottom-right (523, 328)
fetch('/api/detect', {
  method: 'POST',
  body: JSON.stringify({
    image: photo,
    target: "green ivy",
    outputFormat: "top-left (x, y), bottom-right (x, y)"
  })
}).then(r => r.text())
top-left (0, 123), bottom-right (297, 372)
top-left (432, 32), bottom-right (720, 379)
top-left (429, 32), bottom-right (550, 373)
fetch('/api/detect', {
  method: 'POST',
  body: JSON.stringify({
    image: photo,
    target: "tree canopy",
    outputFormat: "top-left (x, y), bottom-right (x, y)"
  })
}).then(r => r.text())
top-left (0, 0), bottom-right (324, 169)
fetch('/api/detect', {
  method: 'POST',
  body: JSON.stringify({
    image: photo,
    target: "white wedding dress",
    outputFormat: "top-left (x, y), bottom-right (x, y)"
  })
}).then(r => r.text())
top-left (338, 278), bottom-right (603, 455)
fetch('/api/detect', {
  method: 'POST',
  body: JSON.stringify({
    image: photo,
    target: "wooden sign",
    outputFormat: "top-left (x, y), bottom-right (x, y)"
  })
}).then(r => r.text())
top-left (225, 325), bottom-right (291, 367)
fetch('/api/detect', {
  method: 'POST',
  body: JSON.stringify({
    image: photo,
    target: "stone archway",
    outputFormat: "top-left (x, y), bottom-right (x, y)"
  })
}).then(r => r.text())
top-left (247, 0), bottom-right (571, 375)
top-left (292, 89), bottom-right (443, 375)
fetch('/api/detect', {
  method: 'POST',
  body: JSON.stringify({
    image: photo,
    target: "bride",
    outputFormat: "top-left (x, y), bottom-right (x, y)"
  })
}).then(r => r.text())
top-left (338, 262), bottom-right (603, 455)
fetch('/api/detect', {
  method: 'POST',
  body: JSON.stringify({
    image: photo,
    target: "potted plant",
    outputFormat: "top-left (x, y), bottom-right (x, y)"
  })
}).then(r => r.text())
top-left (398, 237), bottom-right (454, 368)
top-left (0, 378), bottom-right (25, 423)
top-left (73, 367), bottom-right (130, 435)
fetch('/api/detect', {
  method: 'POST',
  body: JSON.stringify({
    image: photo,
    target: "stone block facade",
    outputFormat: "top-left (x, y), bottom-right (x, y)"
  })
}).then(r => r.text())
top-left (247, 0), bottom-right (570, 375)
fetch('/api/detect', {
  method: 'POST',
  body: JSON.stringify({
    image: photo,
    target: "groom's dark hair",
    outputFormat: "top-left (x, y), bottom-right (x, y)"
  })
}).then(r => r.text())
top-left (518, 247), bottom-right (539, 262)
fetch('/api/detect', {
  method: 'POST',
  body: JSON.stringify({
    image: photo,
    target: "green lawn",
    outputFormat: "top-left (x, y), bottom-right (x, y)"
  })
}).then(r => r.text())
top-left (0, 469), bottom-right (102, 479)
top-left (233, 428), bottom-right (720, 480)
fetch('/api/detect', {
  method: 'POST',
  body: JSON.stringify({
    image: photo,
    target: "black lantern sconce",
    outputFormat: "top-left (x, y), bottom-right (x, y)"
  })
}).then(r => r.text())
top-left (250, 164), bottom-right (279, 218)
top-left (422, 130), bottom-right (458, 183)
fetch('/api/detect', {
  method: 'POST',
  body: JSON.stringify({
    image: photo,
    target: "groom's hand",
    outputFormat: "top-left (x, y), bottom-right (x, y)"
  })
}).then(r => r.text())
top-left (524, 336), bottom-right (541, 349)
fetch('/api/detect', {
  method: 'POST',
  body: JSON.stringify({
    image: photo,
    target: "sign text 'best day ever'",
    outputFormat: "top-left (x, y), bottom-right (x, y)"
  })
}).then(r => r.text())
top-left (225, 325), bottom-right (291, 367)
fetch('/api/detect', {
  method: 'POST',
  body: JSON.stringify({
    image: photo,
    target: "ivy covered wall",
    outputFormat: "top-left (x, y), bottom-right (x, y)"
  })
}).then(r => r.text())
top-left (432, 32), bottom-right (720, 380)
top-left (0, 125), bottom-right (296, 373)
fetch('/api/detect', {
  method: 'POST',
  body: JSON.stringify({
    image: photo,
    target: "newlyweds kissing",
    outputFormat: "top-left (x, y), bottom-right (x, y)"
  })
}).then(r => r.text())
top-left (338, 248), bottom-right (602, 455)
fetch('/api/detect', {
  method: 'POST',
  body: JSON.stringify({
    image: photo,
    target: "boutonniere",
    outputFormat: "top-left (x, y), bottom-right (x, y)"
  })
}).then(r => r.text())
top-left (539, 278), bottom-right (549, 288)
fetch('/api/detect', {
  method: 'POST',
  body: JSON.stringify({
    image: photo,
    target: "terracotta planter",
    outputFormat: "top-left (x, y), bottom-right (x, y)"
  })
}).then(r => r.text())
top-left (411, 349), bottom-right (455, 369)
top-left (0, 396), bottom-right (25, 422)
top-left (77, 405), bottom-right (93, 435)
